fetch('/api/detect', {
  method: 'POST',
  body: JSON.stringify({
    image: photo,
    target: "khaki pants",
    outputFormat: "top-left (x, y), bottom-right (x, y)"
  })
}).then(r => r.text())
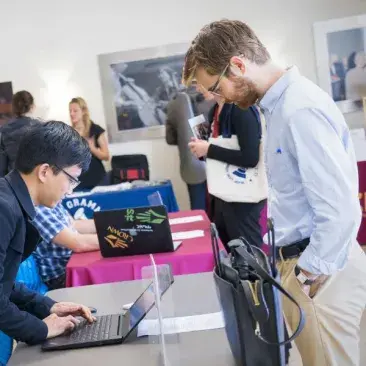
top-left (278, 243), bottom-right (366, 366)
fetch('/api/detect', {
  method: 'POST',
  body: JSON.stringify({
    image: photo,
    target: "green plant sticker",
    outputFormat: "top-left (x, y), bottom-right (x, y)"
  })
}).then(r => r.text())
top-left (135, 209), bottom-right (167, 224)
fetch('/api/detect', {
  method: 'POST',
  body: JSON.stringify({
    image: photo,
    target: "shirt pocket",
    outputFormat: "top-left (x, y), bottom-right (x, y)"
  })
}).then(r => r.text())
top-left (267, 149), bottom-right (292, 193)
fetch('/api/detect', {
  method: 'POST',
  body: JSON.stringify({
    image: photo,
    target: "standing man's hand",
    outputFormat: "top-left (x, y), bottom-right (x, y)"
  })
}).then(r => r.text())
top-left (50, 302), bottom-right (96, 323)
top-left (300, 284), bottom-right (311, 297)
top-left (43, 313), bottom-right (80, 339)
top-left (295, 266), bottom-right (328, 298)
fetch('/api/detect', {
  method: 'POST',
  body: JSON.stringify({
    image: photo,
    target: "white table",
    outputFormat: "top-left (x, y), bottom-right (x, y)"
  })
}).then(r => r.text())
top-left (9, 273), bottom-right (234, 366)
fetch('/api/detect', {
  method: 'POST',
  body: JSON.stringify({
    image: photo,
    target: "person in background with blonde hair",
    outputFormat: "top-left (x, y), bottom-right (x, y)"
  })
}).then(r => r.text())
top-left (69, 97), bottom-right (110, 190)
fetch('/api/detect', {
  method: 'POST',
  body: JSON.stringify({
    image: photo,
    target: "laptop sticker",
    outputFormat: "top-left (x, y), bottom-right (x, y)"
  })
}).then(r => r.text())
top-left (125, 208), bottom-right (167, 224)
top-left (104, 226), bottom-right (133, 249)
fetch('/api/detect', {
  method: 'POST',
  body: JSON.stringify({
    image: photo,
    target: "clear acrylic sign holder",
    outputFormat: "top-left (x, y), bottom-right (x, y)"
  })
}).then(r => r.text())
top-left (141, 255), bottom-right (182, 365)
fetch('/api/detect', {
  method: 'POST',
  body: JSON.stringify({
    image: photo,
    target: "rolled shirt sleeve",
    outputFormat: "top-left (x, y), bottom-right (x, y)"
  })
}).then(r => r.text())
top-left (286, 108), bottom-right (361, 275)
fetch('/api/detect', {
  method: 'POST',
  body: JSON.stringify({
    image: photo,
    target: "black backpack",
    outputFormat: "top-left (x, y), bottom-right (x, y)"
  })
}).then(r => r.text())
top-left (111, 154), bottom-right (149, 184)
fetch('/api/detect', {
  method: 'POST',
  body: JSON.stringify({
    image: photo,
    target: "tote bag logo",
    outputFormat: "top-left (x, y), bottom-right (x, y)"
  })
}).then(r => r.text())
top-left (225, 164), bottom-right (258, 184)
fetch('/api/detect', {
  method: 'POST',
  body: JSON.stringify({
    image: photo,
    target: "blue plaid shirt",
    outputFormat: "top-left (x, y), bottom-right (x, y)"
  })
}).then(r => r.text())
top-left (33, 203), bottom-right (73, 282)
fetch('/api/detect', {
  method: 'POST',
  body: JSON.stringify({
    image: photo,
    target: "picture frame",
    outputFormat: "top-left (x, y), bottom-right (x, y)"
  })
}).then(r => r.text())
top-left (98, 43), bottom-right (189, 143)
top-left (313, 14), bottom-right (366, 114)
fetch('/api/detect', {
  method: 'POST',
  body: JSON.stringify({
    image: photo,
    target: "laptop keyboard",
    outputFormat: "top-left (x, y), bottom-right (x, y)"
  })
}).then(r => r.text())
top-left (69, 315), bottom-right (113, 343)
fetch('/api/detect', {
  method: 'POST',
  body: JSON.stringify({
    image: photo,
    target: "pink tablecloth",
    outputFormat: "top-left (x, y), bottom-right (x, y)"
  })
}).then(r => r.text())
top-left (66, 210), bottom-right (224, 287)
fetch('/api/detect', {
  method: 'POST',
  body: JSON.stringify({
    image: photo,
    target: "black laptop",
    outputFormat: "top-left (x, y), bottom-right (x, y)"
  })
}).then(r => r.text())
top-left (93, 205), bottom-right (181, 258)
top-left (42, 268), bottom-right (174, 351)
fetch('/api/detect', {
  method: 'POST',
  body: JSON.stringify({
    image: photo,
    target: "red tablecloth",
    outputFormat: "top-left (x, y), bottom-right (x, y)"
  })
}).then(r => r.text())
top-left (66, 210), bottom-right (224, 287)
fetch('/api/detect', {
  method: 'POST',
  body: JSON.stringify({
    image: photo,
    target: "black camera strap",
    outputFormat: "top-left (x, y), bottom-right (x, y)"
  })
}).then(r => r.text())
top-left (235, 245), bottom-right (305, 345)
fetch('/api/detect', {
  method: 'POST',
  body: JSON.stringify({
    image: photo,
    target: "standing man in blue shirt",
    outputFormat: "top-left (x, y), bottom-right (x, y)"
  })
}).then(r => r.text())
top-left (182, 19), bottom-right (366, 366)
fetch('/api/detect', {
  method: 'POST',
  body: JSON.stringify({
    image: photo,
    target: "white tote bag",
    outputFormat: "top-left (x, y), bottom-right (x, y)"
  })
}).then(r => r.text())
top-left (206, 111), bottom-right (268, 203)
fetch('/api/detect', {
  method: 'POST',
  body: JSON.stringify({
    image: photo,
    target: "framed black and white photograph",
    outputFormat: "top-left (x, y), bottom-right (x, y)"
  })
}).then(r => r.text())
top-left (314, 14), bottom-right (366, 114)
top-left (99, 43), bottom-right (190, 143)
top-left (110, 56), bottom-right (183, 131)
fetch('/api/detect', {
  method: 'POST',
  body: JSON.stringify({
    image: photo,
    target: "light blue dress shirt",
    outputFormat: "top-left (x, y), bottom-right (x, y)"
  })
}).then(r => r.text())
top-left (259, 67), bottom-right (361, 275)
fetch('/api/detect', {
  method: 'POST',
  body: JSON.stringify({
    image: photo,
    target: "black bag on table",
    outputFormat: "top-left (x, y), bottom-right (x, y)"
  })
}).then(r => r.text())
top-left (111, 154), bottom-right (149, 184)
top-left (211, 219), bottom-right (305, 366)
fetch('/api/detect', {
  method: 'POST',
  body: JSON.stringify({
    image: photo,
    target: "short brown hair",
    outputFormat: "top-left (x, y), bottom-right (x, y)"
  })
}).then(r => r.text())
top-left (182, 19), bottom-right (271, 85)
top-left (12, 90), bottom-right (34, 117)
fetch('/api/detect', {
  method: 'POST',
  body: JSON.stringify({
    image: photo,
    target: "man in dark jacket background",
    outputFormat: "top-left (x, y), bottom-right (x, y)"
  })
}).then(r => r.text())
top-left (0, 90), bottom-right (40, 177)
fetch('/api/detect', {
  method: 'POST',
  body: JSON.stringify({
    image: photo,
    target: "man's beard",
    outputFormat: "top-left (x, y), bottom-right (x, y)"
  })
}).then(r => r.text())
top-left (225, 76), bottom-right (260, 110)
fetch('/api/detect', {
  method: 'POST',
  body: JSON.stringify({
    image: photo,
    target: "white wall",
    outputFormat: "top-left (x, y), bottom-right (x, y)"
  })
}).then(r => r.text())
top-left (0, 0), bottom-right (366, 209)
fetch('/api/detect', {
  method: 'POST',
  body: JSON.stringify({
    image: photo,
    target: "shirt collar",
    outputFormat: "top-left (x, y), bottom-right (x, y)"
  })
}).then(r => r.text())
top-left (259, 66), bottom-right (300, 115)
top-left (5, 170), bottom-right (36, 220)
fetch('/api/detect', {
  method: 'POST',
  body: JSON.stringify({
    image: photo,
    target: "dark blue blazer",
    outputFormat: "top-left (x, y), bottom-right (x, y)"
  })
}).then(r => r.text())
top-left (0, 170), bottom-right (55, 344)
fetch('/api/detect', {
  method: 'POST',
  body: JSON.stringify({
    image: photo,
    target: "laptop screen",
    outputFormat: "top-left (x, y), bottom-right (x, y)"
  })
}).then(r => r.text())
top-left (128, 282), bottom-right (156, 329)
top-left (127, 268), bottom-right (174, 332)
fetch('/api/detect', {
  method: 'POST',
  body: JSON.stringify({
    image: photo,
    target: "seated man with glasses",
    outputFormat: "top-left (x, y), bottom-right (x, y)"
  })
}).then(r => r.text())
top-left (0, 120), bottom-right (96, 346)
top-left (32, 194), bottom-right (99, 289)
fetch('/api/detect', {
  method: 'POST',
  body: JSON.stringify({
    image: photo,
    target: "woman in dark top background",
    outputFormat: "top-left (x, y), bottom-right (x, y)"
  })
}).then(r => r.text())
top-left (0, 90), bottom-right (41, 177)
top-left (69, 97), bottom-right (110, 190)
top-left (189, 96), bottom-right (266, 250)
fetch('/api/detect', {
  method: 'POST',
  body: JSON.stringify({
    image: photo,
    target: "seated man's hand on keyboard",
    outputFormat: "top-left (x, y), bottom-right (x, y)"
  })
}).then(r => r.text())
top-left (44, 313), bottom-right (80, 338)
top-left (50, 302), bottom-right (97, 323)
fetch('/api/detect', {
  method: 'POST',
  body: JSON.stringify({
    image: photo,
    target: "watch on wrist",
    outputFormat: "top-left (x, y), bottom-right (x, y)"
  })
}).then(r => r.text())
top-left (295, 265), bottom-right (317, 285)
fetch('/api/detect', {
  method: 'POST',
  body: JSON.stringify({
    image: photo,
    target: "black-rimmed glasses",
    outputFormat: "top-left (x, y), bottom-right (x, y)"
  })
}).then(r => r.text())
top-left (208, 63), bottom-right (230, 96)
top-left (55, 165), bottom-right (80, 190)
